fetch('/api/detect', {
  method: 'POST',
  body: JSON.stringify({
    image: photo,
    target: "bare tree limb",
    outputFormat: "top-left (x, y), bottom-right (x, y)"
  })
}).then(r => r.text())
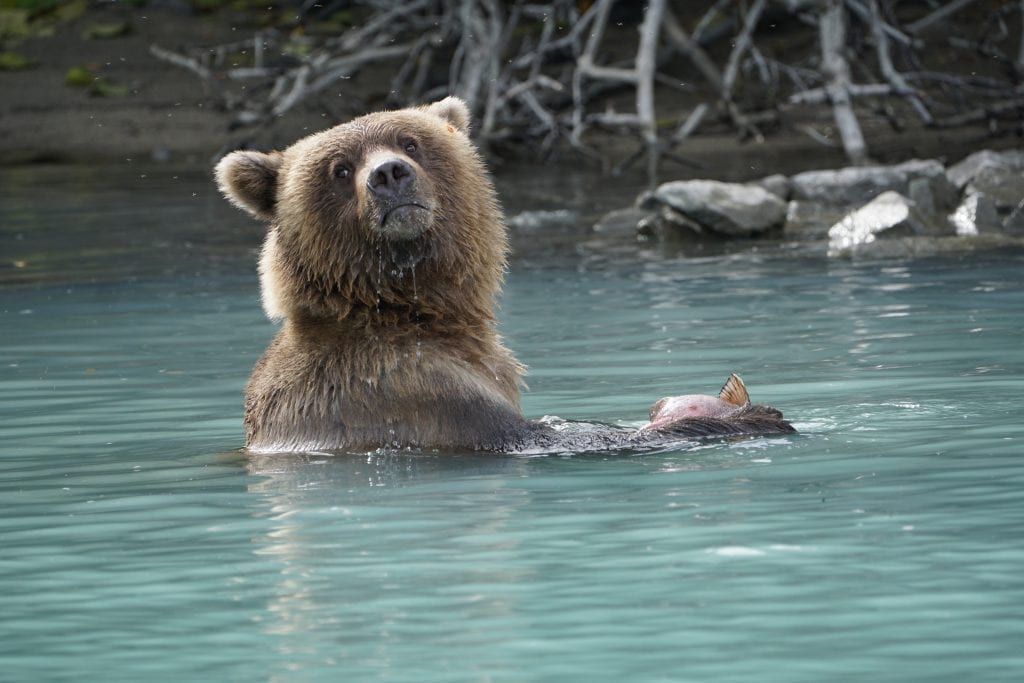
top-left (789, 82), bottom-right (892, 105)
top-left (636, 0), bottom-right (666, 181)
top-left (692, 0), bottom-right (733, 43)
top-left (843, 0), bottom-right (918, 47)
top-left (334, 0), bottom-right (431, 52)
top-left (155, 0), bottom-right (1019, 173)
top-left (672, 103), bottom-right (709, 144)
top-left (867, 0), bottom-right (931, 123)
top-left (819, 0), bottom-right (868, 164)
top-left (662, 10), bottom-right (724, 95)
top-left (906, 0), bottom-right (981, 35)
top-left (150, 44), bottom-right (211, 81)
top-left (932, 97), bottom-right (1024, 127)
top-left (722, 0), bottom-right (767, 96)
top-left (571, 0), bottom-right (615, 150)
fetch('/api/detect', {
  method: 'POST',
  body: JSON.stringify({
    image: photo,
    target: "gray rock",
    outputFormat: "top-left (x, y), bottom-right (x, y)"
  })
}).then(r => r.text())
top-left (754, 173), bottom-right (791, 201)
top-left (828, 191), bottom-right (950, 256)
top-left (859, 234), bottom-right (1024, 259)
top-left (638, 206), bottom-right (712, 242)
top-left (965, 166), bottom-right (1024, 211)
top-left (907, 176), bottom-right (936, 214)
top-left (834, 234), bottom-right (1024, 260)
top-left (946, 149), bottom-right (1024, 189)
top-left (792, 159), bottom-right (949, 206)
top-left (592, 207), bottom-right (652, 236)
top-left (1002, 199), bottom-right (1024, 235)
top-left (649, 179), bottom-right (786, 236)
top-left (636, 190), bottom-right (659, 211)
top-left (949, 193), bottom-right (1002, 236)
top-left (783, 200), bottom-right (847, 240)
top-left (908, 174), bottom-right (961, 224)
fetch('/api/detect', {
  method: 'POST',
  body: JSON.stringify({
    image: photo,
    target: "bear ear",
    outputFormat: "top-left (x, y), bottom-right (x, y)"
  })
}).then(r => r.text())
top-left (215, 150), bottom-right (283, 221)
top-left (423, 96), bottom-right (471, 135)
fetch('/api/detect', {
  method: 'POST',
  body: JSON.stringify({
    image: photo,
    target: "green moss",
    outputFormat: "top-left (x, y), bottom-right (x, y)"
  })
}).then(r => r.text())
top-left (0, 8), bottom-right (30, 39)
top-left (0, 50), bottom-right (32, 69)
top-left (281, 37), bottom-right (313, 59)
top-left (53, 0), bottom-right (86, 22)
top-left (90, 78), bottom-right (128, 97)
top-left (82, 20), bottom-right (131, 40)
top-left (64, 65), bottom-right (94, 87)
top-left (2, 0), bottom-right (59, 15)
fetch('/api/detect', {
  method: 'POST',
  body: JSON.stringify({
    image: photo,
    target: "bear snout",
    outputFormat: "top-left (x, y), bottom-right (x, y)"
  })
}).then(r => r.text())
top-left (368, 158), bottom-right (415, 199)
top-left (363, 155), bottom-right (434, 240)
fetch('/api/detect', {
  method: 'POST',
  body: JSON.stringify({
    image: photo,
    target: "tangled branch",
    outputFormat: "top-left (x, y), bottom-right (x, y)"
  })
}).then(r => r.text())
top-left (152, 0), bottom-right (1024, 178)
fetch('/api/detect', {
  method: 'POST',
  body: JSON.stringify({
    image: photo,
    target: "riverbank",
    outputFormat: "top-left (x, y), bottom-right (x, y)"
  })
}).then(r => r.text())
top-left (1, 1), bottom-right (1020, 180)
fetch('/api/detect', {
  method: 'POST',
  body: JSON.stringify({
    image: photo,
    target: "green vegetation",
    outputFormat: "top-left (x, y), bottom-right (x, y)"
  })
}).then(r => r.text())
top-left (0, 0), bottom-right (85, 42)
top-left (82, 20), bottom-right (131, 40)
top-left (63, 64), bottom-right (92, 86)
top-left (64, 64), bottom-right (128, 97)
top-left (0, 49), bottom-right (31, 69)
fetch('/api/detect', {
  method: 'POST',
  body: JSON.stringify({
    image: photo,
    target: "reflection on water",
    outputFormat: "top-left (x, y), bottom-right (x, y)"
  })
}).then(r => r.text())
top-left (2, 166), bottom-right (1024, 681)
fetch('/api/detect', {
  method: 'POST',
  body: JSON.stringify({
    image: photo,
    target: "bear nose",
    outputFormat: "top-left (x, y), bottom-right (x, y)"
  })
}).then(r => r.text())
top-left (367, 158), bottom-right (415, 198)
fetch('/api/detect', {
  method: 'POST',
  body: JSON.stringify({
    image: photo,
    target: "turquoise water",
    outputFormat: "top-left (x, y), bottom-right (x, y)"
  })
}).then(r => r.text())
top-left (2, 167), bottom-right (1023, 682)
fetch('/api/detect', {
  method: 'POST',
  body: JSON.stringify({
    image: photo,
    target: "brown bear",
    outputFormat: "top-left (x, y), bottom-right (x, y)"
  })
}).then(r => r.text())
top-left (216, 97), bottom-right (793, 453)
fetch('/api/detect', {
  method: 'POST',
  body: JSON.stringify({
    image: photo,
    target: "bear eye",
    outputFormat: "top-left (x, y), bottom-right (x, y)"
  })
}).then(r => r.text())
top-left (334, 164), bottom-right (351, 181)
top-left (403, 139), bottom-right (418, 155)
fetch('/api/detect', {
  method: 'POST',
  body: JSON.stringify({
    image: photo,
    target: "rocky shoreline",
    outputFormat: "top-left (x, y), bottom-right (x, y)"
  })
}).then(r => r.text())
top-left (597, 149), bottom-right (1024, 260)
top-left (3, 2), bottom-right (1023, 266)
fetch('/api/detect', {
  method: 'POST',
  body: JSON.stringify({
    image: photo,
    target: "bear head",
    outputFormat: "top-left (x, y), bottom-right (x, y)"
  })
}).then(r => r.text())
top-left (215, 97), bottom-right (507, 325)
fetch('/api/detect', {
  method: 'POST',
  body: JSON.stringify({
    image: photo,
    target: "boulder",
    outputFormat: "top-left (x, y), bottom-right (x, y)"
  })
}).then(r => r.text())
top-left (908, 175), bottom-right (959, 215)
top-left (965, 166), bottom-right (1024, 211)
top-left (592, 207), bottom-right (651, 237)
top-left (1001, 200), bottom-right (1024, 236)
top-left (646, 179), bottom-right (787, 236)
top-left (828, 191), bottom-right (950, 256)
top-left (949, 193), bottom-right (1002, 236)
top-left (620, 150), bottom-right (1024, 258)
top-left (783, 200), bottom-right (847, 240)
top-left (946, 149), bottom-right (1024, 189)
top-left (638, 206), bottom-right (714, 242)
top-left (754, 173), bottom-right (791, 201)
top-left (791, 159), bottom-right (952, 206)
top-left (834, 234), bottom-right (1024, 260)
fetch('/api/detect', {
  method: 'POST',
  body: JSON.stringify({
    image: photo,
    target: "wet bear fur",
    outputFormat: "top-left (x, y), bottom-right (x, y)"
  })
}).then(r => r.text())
top-left (217, 98), bottom-right (538, 452)
top-left (217, 98), bottom-right (795, 453)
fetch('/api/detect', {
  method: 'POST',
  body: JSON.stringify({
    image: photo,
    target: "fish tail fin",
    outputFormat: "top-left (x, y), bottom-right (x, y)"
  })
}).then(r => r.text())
top-left (719, 373), bottom-right (751, 407)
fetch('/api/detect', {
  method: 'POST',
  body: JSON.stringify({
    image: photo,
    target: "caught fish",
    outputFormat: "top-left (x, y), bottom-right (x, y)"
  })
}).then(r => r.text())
top-left (641, 374), bottom-right (795, 437)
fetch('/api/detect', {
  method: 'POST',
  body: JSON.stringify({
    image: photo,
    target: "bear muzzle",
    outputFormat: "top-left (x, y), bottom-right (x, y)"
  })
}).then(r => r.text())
top-left (366, 156), bottom-right (435, 241)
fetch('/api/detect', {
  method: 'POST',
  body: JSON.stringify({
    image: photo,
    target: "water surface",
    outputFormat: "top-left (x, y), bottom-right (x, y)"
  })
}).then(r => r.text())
top-left (2, 166), bottom-right (1023, 682)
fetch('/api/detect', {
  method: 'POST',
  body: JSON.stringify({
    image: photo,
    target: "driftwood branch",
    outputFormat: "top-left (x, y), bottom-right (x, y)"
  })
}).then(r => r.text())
top-left (153, 0), bottom-right (1020, 174)
top-left (150, 44), bottom-right (211, 81)
top-left (867, 0), bottom-right (931, 124)
top-left (932, 97), bottom-right (1024, 127)
top-left (722, 0), bottom-right (767, 97)
top-left (906, 0), bottom-right (981, 35)
top-left (819, 0), bottom-right (868, 164)
top-left (635, 0), bottom-right (666, 180)
top-left (662, 10), bottom-right (724, 94)
top-left (789, 82), bottom-right (892, 105)
top-left (844, 0), bottom-right (917, 47)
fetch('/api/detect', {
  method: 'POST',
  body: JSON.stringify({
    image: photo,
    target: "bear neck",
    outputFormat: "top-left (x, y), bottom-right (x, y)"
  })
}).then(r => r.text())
top-left (289, 295), bottom-right (497, 342)
top-left (273, 231), bottom-right (504, 336)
